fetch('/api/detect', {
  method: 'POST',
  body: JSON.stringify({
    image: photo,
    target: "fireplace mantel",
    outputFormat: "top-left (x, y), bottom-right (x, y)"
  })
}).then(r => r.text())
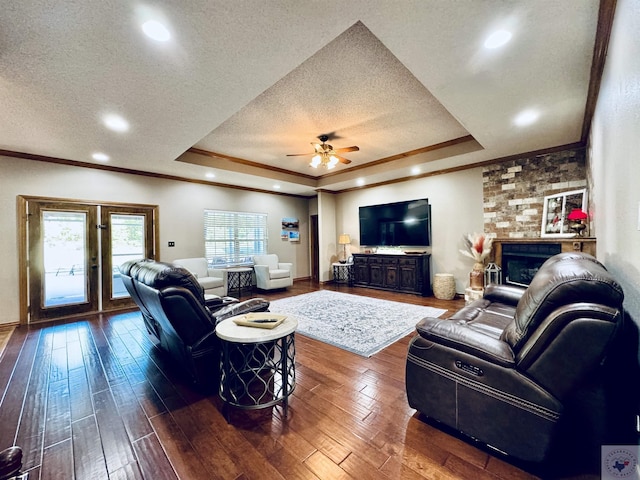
top-left (491, 237), bottom-right (596, 267)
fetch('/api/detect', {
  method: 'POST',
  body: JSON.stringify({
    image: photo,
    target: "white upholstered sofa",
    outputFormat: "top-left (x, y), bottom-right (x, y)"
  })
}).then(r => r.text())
top-left (252, 254), bottom-right (293, 290)
top-left (172, 257), bottom-right (227, 296)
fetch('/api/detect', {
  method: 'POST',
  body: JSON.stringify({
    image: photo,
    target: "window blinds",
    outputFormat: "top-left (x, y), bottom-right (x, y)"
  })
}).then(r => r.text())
top-left (204, 210), bottom-right (267, 266)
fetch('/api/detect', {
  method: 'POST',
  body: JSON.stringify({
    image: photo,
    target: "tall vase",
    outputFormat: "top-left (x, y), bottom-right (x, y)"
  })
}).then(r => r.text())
top-left (469, 262), bottom-right (485, 291)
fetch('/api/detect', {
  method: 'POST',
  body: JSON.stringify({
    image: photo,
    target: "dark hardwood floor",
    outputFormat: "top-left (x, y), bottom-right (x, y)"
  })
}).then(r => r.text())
top-left (0, 281), bottom-right (596, 479)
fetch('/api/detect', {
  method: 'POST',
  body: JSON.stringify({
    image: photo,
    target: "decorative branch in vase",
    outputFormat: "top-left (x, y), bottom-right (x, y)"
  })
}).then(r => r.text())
top-left (459, 233), bottom-right (494, 291)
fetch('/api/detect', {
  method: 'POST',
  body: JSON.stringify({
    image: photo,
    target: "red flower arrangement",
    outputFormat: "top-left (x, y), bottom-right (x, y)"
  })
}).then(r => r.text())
top-left (459, 233), bottom-right (494, 263)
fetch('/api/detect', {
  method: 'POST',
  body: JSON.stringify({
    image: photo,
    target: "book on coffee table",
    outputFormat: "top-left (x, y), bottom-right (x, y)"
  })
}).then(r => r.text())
top-left (233, 313), bottom-right (287, 329)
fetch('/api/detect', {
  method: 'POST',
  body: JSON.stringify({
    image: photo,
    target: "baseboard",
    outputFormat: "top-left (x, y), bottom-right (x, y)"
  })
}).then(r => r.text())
top-left (0, 321), bottom-right (20, 329)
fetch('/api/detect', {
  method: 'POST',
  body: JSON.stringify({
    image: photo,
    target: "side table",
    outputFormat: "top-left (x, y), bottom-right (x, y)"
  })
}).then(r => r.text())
top-left (332, 262), bottom-right (353, 286)
top-left (226, 267), bottom-right (253, 299)
top-left (464, 287), bottom-right (484, 305)
top-left (216, 315), bottom-right (297, 420)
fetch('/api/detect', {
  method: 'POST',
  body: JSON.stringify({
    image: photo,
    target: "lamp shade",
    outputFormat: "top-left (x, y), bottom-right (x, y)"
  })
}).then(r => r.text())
top-left (338, 234), bottom-right (351, 245)
top-left (567, 208), bottom-right (588, 221)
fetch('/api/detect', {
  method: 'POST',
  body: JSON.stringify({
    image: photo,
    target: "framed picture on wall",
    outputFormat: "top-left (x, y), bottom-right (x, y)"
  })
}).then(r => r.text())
top-left (281, 217), bottom-right (299, 229)
top-left (288, 230), bottom-right (300, 242)
top-left (541, 188), bottom-right (587, 237)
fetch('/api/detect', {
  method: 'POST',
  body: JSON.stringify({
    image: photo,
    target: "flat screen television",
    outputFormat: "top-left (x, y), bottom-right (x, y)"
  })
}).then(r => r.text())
top-left (359, 198), bottom-right (431, 247)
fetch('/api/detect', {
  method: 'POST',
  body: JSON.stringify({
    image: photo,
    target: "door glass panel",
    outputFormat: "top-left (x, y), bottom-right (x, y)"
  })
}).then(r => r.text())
top-left (110, 214), bottom-right (145, 298)
top-left (43, 211), bottom-right (87, 307)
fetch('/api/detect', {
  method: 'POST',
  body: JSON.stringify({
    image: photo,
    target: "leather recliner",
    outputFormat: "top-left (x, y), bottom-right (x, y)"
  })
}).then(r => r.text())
top-left (406, 252), bottom-right (629, 464)
top-left (119, 258), bottom-right (157, 337)
top-left (119, 259), bottom-right (270, 388)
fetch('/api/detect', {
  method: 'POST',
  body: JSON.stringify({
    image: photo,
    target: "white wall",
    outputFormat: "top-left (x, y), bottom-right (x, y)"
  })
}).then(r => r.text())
top-left (0, 156), bottom-right (310, 325)
top-left (589, 0), bottom-right (640, 347)
top-left (336, 168), bottom-right (484, 293)
top-left (317, 191), bottom-right (337, 282)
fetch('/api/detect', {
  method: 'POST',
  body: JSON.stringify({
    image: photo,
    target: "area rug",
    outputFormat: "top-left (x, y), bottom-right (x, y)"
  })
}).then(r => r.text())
top-left (268, 290), bottom-right (447, 357)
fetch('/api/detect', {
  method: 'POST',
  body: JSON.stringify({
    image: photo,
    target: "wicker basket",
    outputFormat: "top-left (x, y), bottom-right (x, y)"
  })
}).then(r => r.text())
top-left (433, 273), bottom-right (456, 300)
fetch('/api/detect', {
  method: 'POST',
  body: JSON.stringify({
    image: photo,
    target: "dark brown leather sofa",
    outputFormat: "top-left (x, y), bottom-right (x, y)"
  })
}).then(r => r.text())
top-left (406, 252), bottom-right (634, 465)
top-left (119, 259), bottom-right (269, 389)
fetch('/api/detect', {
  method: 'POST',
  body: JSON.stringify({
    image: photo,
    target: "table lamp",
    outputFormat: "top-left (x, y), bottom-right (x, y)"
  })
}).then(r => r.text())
top-left (338, 234), bottom-right (351, 263)
top-left (567, 208), bottom-right (588, 236)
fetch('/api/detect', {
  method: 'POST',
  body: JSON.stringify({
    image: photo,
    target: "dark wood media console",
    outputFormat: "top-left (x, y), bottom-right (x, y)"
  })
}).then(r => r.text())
top-left (352, 253), bottom-right (432, 296)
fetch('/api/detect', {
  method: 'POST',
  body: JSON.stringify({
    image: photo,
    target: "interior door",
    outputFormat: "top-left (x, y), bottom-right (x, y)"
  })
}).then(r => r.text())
top-left (27, 201), bottom-right (99, 322)
top-left (100, 205), bottom-right (155, 311)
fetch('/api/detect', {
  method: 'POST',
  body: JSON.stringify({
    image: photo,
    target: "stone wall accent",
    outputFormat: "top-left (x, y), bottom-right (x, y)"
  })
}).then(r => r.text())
top-left (483, 147), bottom-right (587, 238)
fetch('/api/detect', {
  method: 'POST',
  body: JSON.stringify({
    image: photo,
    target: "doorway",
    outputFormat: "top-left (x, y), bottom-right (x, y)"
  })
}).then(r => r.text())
top-left (310, 214), bottom-right (319, 282)
top-left (20, 197), bottom-right (157, 323)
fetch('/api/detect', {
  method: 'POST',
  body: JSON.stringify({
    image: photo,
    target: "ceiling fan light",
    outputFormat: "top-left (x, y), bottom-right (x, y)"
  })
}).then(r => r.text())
top-left (310, 154), bottom-right (321, 168)
top-left (293, 135), bottom-right (357, 170)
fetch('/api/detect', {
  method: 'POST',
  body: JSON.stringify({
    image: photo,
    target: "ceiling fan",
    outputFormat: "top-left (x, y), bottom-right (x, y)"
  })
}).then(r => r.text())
top-left (287, 134), bottom-right (359, 169)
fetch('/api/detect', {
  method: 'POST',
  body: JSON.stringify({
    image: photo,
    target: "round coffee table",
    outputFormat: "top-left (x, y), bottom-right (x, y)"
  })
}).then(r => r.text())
top-left (216, 314), bottom-right (297, 420)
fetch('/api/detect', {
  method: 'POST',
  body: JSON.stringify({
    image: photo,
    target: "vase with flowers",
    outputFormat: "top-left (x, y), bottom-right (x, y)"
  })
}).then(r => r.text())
top-left (459, 233), bottom-right (494, 290)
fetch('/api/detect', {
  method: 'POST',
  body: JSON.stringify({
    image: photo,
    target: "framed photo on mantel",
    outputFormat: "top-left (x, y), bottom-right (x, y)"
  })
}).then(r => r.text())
top-left (541, 188), bottom-right (587, 237)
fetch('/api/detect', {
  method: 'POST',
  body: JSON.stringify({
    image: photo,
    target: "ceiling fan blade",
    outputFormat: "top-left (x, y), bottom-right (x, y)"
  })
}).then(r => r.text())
top-left (288, 137), bottom-right (358, 160)
top-left (333, 146), bottom-right (359, 154)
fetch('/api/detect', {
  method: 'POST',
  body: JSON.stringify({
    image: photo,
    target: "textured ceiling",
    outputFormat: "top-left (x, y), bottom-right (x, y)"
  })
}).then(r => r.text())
top-left (192, 22), bottom-right (471, 168)
top-left (0, 1), bottom-right (601, 196)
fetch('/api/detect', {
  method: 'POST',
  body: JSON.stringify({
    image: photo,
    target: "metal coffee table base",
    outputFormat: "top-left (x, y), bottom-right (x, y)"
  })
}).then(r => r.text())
top-left (219, 333), bottom-right (296, 419)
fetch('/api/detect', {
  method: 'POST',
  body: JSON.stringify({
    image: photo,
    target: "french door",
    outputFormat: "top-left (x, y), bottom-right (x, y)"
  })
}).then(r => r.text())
top-left (23, 198), bottom-right (156, 323)
top-left (100, 205), bottom-right (155, 311)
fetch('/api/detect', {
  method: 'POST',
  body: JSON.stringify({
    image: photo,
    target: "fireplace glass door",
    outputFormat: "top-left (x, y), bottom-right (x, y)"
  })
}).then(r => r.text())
top-left (502, 243), bottom-right (561, 287)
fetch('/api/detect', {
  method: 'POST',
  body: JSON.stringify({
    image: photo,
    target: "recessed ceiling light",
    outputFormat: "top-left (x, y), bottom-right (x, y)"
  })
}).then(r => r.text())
top-left (103, 114), bottom-right (129, 132)
top-left (484, 30), bottom-right (512, 49)
top-left (205, 172), bottom-right (215, 179)
top-left (356, 178), bottom-right (365, 187)
top-left (142, 20), bottom-right (171, 42)
top-left (92, 152), bottom-right (109, 162)
top-left (273, 184), bottom-right (281, 189)
top-left (411, 166), bottom-right (421, 175)
top-left (514, 109), bottom-right (540, 127)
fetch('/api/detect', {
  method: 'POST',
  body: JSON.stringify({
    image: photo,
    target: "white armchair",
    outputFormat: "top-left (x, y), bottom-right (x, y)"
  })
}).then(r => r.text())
top-left (172, 257), bottom-right (227, 297)
top-left (252, 254), bottom-right (293, 291)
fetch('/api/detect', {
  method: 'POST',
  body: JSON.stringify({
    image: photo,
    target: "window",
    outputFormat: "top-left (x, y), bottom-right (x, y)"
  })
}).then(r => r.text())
top-left (204, 210), bottom-right (267, 266)
top-left (541, 188), bottom-right (587, 237)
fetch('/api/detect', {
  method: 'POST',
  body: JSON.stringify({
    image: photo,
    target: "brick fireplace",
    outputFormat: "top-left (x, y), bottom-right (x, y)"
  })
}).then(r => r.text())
top-left (482, 147), bottom-right (587, 239)
top-left (492, 238), bottom-right (596, 287)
